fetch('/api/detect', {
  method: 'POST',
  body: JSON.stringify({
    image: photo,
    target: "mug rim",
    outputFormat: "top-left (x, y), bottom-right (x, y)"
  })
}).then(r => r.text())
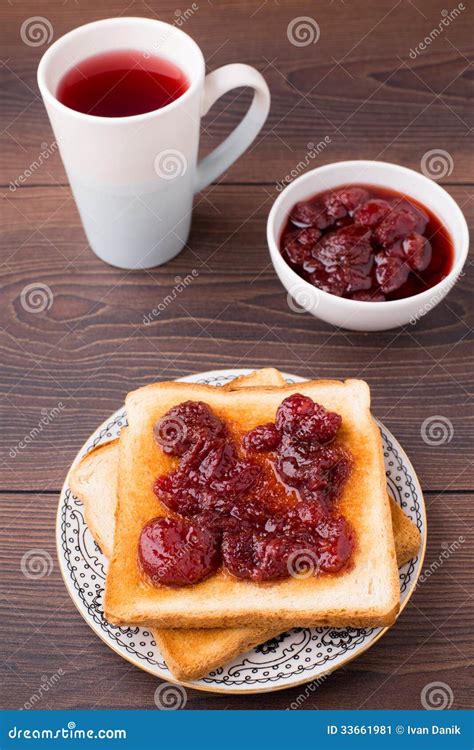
top-left (37, 16), bottom-right (205, 125)
top-left (267, 159), bottom-right (469, 309)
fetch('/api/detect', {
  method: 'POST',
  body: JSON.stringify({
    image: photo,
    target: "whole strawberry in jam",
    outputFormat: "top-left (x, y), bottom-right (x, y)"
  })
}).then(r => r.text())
top-left (153, 400), bottom-right (225, 455)
top-left (323, 186), bottom-right (369, 219)
top-left (138, 517), bottom-right (220, 586)
top-left (283, 227), bottom-right (321, 265)
top-left (243, 422), bottom-right (280, 452)
top-left (275, 393), bottom-right (341, 444)
top-left (244, 394), bottom-right (350, 508)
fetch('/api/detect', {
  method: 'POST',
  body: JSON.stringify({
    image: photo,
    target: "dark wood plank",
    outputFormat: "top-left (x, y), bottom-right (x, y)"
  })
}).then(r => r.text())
top-left (0, 491), bottom-right (472, 710)
top-left (1, 0), bottom-right (472, 186)
top-left (1, 184), bottom-right (472, 492)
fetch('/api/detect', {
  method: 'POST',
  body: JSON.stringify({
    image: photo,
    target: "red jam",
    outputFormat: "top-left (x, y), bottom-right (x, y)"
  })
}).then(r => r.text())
top-left (281, 184), bottom-right (454, 301)
top-left (138, 517), bottom-right (220, 586)
top-left (141, 397), bottom-right (354, 586)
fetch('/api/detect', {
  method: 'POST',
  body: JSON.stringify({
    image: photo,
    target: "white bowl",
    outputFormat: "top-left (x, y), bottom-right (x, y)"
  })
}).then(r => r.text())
top-left (266, 160), bottom-right (469, 331)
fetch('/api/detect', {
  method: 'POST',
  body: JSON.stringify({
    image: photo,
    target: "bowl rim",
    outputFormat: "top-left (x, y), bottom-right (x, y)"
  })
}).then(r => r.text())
top-left (266, 159), bottom-right (469, 309)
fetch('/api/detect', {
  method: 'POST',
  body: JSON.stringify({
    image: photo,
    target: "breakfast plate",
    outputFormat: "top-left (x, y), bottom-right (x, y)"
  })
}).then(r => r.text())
top-left (56, 368), bottom-right (426, 695)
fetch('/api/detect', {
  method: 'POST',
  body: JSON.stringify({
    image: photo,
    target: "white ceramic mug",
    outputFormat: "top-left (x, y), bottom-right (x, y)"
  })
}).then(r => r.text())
top-left (38, 17), bottom-right (271, 269)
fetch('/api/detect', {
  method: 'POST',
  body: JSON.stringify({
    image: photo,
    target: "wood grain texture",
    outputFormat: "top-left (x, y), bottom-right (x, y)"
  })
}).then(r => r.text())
top-left (0, 0), bottom-right (473, 712)
top-left (1, 184), bottom-right (472, 492)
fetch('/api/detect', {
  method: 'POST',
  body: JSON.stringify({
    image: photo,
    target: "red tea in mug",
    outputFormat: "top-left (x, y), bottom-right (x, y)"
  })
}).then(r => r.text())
top-left (57, 49), bottom-right (189, 117)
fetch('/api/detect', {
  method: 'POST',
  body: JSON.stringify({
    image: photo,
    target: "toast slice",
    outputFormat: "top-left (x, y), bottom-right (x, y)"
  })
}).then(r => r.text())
top-left (104, 378), bottom-right (401, 629)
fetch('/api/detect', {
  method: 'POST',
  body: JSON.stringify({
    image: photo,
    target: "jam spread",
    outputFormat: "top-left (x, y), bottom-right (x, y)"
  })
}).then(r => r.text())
top-left (281, 184), bottom-right (454, 301)
top-left (139, 395), bottom-right (354, 586)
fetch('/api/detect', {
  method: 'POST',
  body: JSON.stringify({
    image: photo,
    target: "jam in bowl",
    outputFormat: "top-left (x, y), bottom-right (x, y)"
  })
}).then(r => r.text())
top-left (281, 184), bottom-right (454, 303)
top-left (266, 161), bottom-right (469, 331)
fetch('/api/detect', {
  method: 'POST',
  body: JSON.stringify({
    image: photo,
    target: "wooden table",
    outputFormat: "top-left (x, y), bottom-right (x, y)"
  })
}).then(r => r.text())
top-left (1, 0), bottom-right (472, 711)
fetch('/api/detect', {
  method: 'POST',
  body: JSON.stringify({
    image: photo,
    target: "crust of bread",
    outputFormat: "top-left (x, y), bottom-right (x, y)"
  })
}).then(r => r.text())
top-left (390, 500), bottom-right (422, 568)
top-left (104, 378), bottom-right (401, 629)
top-left (156, 625), bottom-right (281, 681)
top-left (222, 368), bottom-right (285, 390)
top-left (69, 441), bottom-right (118, 559)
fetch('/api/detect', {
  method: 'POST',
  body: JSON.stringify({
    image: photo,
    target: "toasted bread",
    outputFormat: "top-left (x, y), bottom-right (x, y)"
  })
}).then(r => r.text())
top-left (222, 367), bottom-right (285, 390)
top-left (70, 441), bottom-right (118, 559)
top-left (104, 378), bottom-right (400, 629)
top-left (390, 500), bottom-right (422, 569)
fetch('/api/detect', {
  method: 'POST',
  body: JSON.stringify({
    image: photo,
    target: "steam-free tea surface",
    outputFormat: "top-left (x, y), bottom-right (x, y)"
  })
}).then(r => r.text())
top-left (57, 49), bottom-right (189, 117)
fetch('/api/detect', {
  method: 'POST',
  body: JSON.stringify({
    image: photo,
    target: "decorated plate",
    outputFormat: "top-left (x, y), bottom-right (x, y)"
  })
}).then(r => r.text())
top-left (56, 369), bottom-right (426, 695)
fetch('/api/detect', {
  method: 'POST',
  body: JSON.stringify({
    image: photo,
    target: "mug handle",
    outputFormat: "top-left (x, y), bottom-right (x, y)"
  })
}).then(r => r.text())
top-left (194, 64), bottom-right (271, 193)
